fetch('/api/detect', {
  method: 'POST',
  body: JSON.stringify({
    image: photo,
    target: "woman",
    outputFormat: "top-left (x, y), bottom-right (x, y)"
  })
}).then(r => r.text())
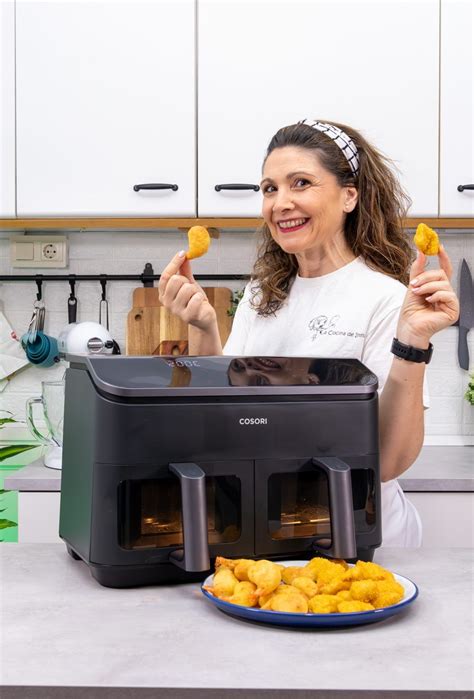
top-left (158, 119), bottom-right (459, 547)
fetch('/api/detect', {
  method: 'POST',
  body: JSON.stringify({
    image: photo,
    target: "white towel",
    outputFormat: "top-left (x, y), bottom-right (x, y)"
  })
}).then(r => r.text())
top-left (0, 309), bottom-right (30, 392)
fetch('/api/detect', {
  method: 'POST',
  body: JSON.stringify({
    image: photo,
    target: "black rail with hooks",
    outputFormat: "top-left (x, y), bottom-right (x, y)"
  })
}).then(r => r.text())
top-left (0, 263), bottom-right (249, 300)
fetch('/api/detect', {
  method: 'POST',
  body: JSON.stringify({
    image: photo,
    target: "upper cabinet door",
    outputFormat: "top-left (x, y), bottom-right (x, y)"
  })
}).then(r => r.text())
top-left (0, 1), bottom-right (15, 217)
top-left (198, 0), bottom-right (439, 218)
top-left (440, 0), bottom-right (474, 216)
top-left (16, 0), bottom-right (195, 217)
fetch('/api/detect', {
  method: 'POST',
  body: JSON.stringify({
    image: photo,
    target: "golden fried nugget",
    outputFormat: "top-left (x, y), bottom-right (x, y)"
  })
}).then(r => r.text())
top-left (214, 556), bottom-right (236, 571)
top-left (372, 579), bottom-right (405, 609)
top-left (315, 562), bottom-right (347, 584)
top-left (373, 591), bottom-right (404, 609)
top-left (204, 567), bottom-right (238, 599)
top-left (291, 577), bottom-right (319, 599)
top-left (305, 557), bottom-right (334, 578)
top-left (221, 581), bottom-right (258, 608)
top-left (234, 559), bottom-right (254, 582)
top-left (264, 592), bottom-right (309, 613)
top-left (186, 226), bottom-right (211, 260)
top-left (355, 560), bottom-right (394, 581)
top-left (308, 594), bottom-right (339, 614)
top-left (338, 601), bottom-right (374, 613)
top-left (248, 559), bottom-right (282, 597)
top-left (413, 223), bottom-right (440, 256)
top-left (317, 576), bottom-right (351, 595)
top-left (336, 590), bottom-right (353, 601)
top-left (350, 579), bottom-right (378, 603)
top-left (281, 566), bottom-right (314, 585)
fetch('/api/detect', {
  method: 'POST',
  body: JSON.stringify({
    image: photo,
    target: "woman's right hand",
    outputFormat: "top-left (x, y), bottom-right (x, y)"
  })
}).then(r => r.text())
top-left (158, 251), bottom-right (217, 331)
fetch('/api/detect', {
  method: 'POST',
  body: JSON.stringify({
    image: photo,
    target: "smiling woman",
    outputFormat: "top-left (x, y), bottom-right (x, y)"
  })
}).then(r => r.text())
top-left (158, 118), bottom-right (459, 548)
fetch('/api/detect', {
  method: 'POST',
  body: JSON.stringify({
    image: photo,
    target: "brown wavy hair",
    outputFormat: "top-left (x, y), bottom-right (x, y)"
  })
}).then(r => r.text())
top-left (251, 121), bottom-right (413, 316)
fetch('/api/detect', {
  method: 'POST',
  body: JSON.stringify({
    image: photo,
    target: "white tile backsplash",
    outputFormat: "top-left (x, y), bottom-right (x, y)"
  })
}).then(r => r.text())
top-left (1, 229), bottom-right (473, 440)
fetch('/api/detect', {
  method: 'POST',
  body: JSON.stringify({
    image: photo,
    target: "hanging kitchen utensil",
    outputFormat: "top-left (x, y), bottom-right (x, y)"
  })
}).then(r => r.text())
top-left (99, 277), bottom-right (109, 330)
top-left (458, 258), bottom-right (474, 370)
top-left (68, 277), bottom-right (77, 324)
top-left (26, 279), bottom-right (45, 344)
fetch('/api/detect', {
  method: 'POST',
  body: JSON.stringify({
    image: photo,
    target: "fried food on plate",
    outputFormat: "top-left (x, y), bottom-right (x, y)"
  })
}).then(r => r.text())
top-left (221, 581), bottom-right (258, 608)
top-left (413, 223), bottom-right (440, 256)
top-left (248, 559), bottom-right (282, 597)
top-left (203, 566), bottom-right (238, 599)
top-left (205, 556), bottom-right (406, 614)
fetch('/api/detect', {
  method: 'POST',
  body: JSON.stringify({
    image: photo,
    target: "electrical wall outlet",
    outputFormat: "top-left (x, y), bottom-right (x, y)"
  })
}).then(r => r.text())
top-left (10, 235), bottom-right (68, 268)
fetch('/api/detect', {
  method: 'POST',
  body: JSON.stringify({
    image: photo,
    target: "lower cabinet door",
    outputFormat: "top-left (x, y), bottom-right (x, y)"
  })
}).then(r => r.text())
top-left (18, 492), bottom-right (61, 543)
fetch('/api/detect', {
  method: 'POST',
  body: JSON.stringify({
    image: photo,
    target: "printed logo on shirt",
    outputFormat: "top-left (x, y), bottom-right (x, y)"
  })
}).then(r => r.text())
top-left (308, 315), bottom-right (366, 342)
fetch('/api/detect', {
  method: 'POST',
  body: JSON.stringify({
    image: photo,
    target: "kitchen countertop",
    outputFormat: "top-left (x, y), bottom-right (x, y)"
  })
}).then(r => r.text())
top-left (4, 446), bottom-right (473, 492)
top-left (1, 545), bottom-right (472, 698)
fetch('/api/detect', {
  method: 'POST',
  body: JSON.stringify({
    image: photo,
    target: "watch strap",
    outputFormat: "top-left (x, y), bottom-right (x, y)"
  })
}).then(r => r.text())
top-left (391, 338), bottom-right (433, 364)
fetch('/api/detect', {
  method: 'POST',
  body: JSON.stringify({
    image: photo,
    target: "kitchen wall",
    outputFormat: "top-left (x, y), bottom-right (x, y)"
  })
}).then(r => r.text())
top-left (0, 229), bottom-right (473, 442)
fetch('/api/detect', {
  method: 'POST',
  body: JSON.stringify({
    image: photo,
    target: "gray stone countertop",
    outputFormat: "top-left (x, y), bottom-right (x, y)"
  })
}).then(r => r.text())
top-left (4, 446), bottom-right (473, 492)
top-left (1, 545), bottom-right (472, 698)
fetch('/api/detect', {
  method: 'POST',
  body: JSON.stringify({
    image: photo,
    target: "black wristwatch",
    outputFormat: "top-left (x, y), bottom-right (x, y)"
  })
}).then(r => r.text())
top-left (391, 338), bottom-right (433, 364)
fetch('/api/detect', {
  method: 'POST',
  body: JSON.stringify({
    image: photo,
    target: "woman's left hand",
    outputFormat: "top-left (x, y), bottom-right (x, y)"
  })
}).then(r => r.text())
top-left (396, 245), bottom-right (460, 347)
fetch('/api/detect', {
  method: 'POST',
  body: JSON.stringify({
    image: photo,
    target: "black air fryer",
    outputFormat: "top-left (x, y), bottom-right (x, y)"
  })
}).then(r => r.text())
top-left (59, 355), bottom-right (382, 588)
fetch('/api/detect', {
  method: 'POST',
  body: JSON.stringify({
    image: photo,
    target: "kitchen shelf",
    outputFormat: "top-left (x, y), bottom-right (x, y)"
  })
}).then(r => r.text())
top-left (0, 217), bottom-right (473, 230)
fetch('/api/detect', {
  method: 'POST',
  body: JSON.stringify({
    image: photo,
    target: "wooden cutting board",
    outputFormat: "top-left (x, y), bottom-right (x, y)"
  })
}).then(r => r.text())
top-left (126, 287), bottom-right (162, 355)
top-left (126, 286), bottom-right (233, 355)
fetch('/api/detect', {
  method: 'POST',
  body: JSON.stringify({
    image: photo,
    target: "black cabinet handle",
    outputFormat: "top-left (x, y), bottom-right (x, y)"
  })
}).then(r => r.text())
top-left (457, 184), bottom-right (474, 192)
top-left (133, 183), bottom-right (178, 192)
top-left (215, 183), bottom-right (260, 192)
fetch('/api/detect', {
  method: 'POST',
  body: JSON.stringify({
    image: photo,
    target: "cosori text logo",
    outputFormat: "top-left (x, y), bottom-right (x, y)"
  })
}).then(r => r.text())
top-left (239, 417), bottom-right (268, 425)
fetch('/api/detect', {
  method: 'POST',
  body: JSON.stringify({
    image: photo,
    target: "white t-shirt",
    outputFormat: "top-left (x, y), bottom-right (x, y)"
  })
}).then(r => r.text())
top-left (223, 256), bottom-right (427, 548)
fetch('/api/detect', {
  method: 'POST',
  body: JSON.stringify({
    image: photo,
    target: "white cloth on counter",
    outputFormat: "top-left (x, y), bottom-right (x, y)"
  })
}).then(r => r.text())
top-left (0, 309), bottom-right (30, 392)
top-left (223, 256), bottom-right (429, 548)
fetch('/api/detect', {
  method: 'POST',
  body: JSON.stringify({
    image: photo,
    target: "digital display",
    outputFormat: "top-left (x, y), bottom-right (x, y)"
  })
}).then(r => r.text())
top-left (85, 355), bottom-right (377, 392)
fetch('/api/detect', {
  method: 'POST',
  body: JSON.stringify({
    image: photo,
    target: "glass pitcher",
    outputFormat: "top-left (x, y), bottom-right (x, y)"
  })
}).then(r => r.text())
top-left (26, 380), bottom-right (65, 470)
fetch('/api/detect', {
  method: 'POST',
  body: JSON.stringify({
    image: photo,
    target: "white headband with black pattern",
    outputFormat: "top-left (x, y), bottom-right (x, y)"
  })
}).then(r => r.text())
top-left (299, 119), bottom-right (360, 176)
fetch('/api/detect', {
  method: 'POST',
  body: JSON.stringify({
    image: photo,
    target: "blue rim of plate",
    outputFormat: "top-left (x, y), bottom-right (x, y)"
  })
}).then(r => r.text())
top-left (201, 561), bottom-right (419, 628)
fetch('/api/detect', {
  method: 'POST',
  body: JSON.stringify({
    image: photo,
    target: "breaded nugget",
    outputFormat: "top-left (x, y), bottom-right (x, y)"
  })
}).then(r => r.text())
top-left (308, 594), bottom-right (340, 614)
top-left (355, 560), bottom-right (394, 581)
top-left (186, 226), bottom-right (211, 260)
top-left (282, 566), bottom-right (315, 584)
top-left (350, 579), bottom-right (378, 603)
top-left (291, 577), bottom-right (318, 599)
top-left (413, 223), bottom-right (440, 256)
top-left (263, 592), bottom-right (309, 613)
top-left (338, 601), bottom-right (374, 613)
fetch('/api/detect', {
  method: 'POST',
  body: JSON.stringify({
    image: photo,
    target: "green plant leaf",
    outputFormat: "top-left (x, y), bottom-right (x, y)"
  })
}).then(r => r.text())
top-left (0, 444), bottom-right (37, 463)
top-left (0, 519), bottom-right (18, 530)
top-left (0, 417), bottom-right (17, 428)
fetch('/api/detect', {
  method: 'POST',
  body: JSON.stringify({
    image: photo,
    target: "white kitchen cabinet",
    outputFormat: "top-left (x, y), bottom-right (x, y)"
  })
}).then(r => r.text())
top-left (440, 0), bottom-right (474, 216)
top-left (16, 0), bottom-right (195, 216)
top-left (406, 492), bottom-right (474, 547)
top-left (198, 0), bottom-right (439, 218)
top-left (0, 0), bottom-right (15, 217)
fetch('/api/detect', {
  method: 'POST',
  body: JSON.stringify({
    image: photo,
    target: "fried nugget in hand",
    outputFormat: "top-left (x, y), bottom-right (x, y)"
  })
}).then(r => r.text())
top-left (186, 226), bottom-right (211, 260)
top-left (413, 223), bottom-right (440, 256)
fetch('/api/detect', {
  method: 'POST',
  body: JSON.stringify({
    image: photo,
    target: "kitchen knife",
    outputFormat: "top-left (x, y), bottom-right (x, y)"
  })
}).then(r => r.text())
top-left (458, 258), bottom-right (474, 370)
